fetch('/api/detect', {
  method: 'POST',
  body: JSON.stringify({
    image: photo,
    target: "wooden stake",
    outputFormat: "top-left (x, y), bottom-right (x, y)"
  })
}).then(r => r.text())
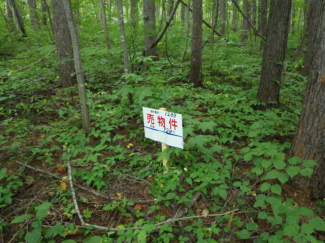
top-left (159, 107), bottom-right (170, 173)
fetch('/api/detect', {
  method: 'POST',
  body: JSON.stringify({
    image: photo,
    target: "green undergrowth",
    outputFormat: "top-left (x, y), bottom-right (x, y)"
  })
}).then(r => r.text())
top-left (0, 25), bottom-right (324, 243)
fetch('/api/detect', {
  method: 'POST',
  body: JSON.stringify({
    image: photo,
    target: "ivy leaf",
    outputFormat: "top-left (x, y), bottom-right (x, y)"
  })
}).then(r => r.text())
top-left (271, 184), bottom-right (282, 195)
top-left (286, 166), bottom-right (300, 178)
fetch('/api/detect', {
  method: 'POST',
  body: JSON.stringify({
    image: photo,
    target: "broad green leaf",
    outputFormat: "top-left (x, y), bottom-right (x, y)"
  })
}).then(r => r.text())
top-left (262, 160), bottom-right (272, 169)
top-left (0, 168), bottom-right (7, 180)
top-left (25, 228), bottom-right (42, 243)
top-left (272, 153), bottom-right (286, 170)
top-left (237, 229), bottom-right (250, 239)
top-left (286, 166), bottom-right (300, 178)
top-left (11, 214), bottom-right (33, 224)
top-left (142, 224), bottom-right (157, 232)
top-left (36, 202), bottom-right (52, 220)
top-left (137, 230), bottom-right (147, 243)
top-left (258, 212), bottom-right (268, 219)
top-left (302, 160), bottom-right (318, 168)
top-left (84, 236), bottom-right (102, 243)
top-left (283, 223), bottom-right (299, 236)
top-left (309, 217), bottom-right (325, 231)
top-left (300, 168), bottom-right (313, 177)
top-left (246, 222), bottom-right (258, 231)
top-left (264, 170), bottom-right (279, 179)
top-left (299, 207), bottom-right (314, 217)
top-left (218, 189), bottom-right (227, 200)
top-left (198, 122), bottom-right (216, 133)
top-left (185, 177), bottom-right (192, 185)
top-left (261, 182), bottom-right (271, 192)
top-left (62, 240), bottom-right (77, 243)
top-left (300, 223), bottom-right (314, 235)
top-left (277, 173), bottom-right (289, 184)
top-left (251, 167), bottom-right (263, 175)
top-left (271, 184), bottom-right (282, 195)
top-left (288, 156), bottom-right (301, 165)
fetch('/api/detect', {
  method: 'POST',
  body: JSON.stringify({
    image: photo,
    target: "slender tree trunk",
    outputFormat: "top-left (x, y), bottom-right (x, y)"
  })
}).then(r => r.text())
top-left (117, 0), bottom-right (130, 74)
top-left (257, 0), bottom-right (291, 109)
top-left (301, 0), bottom-right (321, 76)
top-left (290, 1), bottom-right (325, 199)
top-left (99, 0), bottom-right (111, 49)
top-left (6, 0), bottom-right (14, 26)
top-left (130, 0), bottom-right (138, 29)
top-left (27, 0), bottom-right (40, 30)
top-left (291, 0), bottom-right (295, 33)
top-left (62, 0), bottom-right (91, 135)
top-left (219, 0), bottom-right (226, 35)
top-left (41, 0), bottom-right (47, 25)
top-left (180, 2), bottom-right (185, 22)
top-left (168, 0), bottom-right (174, 16)
top-left (258, 0), bottom-right (267, 48)
top-left (232, 4), bottom-right (237, 32)
top-left (74, 0), bottom-right (80, 24)
top-left (52, 0), bottom-right (76, 87)
top-left (181, 0), bottom-right (190, 62)
top-left (250, 0), bottom-right (256, 28)
top-left (8, 0), bottom-right (27, 37)
top-left (143, 0), bottom-right (158, 57)
top-left (189, 0), bottom-right (202, 87)
top-left (241, 0), bottom-right (249, 41)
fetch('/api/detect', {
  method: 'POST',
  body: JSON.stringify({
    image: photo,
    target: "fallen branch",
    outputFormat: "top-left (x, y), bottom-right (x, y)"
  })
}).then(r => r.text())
top-left (230, 0), bottom-right (266, 41)
top-left (16, 161), bottom-right (156, 204)
top-left (180, 0), bottom-right (222, 37)
top-left (16, 48), bottom-right (55, 72)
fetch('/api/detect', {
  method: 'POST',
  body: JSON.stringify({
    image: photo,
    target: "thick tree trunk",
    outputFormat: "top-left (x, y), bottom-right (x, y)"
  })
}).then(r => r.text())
top-left (52, 0), bottom-right (76, 87)
top-left (189, 0), bottom-right (202, 87)
top-left (241, 0), bottom-right (249, 41)
top-left (8, 0), bottom-right (27, 37)
top-left (219, 0), bottom-right (226, 35)
top-left (301, 0), bottom-right (321, 76)
top-left (27, 0), bottom-right (40, 30)
top-left (62, 0), bottom-right (91, 135)
top-left (290, 1), bottom-right (325, 199)
top-left (257, 0), bottom-right (291, 109)
top-left (99, 0), bottom-right (111, 49)
top-left (143, 0), bottom-right (157, 57)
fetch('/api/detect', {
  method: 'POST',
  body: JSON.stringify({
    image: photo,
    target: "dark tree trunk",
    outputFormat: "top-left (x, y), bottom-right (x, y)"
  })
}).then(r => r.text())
top-left (189, 0), bottom-right (202, 87)
top-left (8, 0), bottom-right (27, 37)
top-left (27, 0), bottom-right (40, 29)
top-left (241, 0), bottom-right (249, 41)
top-left (291, 0), bottom-right (295, 33)
top-left (232, 4), bottom-right (237, 32)
top-left (181, 2), bottom-right (185, 22)
top-left (257, 0), bottom-right (291, 109)
top-left (301, 0), bottom-right (321, 76)
top-left (258, 0), bottom-right (267, 48)
top-left (290, 1), bottom-right (325, 199)
top-left (41, 0), bottom-right (47, 25)
top-left (52, 0), bottom-right (76, 87)
top-left (99, 0), bottom-right (111, 49)
top-left (6, 0), bottom-right (14, 26)
top-left (219, 0), bottom-right (226, 35)
top-left (143, 0), bottom-right (157, 57)
top-left (250, 0), bottom-right (256, 28)
top-left (130, 0), bottom-right (138, 29)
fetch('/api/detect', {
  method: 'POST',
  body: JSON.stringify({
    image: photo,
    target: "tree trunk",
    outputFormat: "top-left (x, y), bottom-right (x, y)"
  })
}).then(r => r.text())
top-left (6, 0), bottom-right (14, 26)
top-left (117, 0), bottom-right (130, 74)
top-left (257, 0), bottom-right (291, 109)
top-left (189, 0), bottom-right (202, 87)
top-left (52, 0), bottom-right (76, 87)
top-left (258, 0), bottom-right (267, 48)
top-left (250, 0), bottom-right (256, 28)
top-left (130, 0), bottom-right (138, 29)
top-left (8, 0), bottom-right (27, 37)
top-left (62, 0), bottom-right (91, 135)
top-left (27, 0), bottom-right (40, 30)
top-left (143, 0), bottom-right (157, 57)
top-left (168, 0), bottom-right (174, 16)
top-left (291, 0), bottom-right (295, 33)
top-left (99, 0), bottom-right (111, 49)
top-left (180, 2), bottom-right (185, 22)
top-left (181, 0), bottom-right (191, 62)
top-left (290, 1), bottom-right (325, 199)
top-left (219, 0), bottom-right (226, 35)
top-left (41, 0), bottom-right (47, 25)
top-left (232, 4), bottom-right (237, 32)
top-left (241, 0), bottom-right (249, 41)
top-left (301, 0), bottom-right (321, 76)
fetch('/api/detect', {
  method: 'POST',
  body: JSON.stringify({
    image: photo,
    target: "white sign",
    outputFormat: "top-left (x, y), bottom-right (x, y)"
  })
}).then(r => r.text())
top-left (142, 107), bottom-right (184, 149)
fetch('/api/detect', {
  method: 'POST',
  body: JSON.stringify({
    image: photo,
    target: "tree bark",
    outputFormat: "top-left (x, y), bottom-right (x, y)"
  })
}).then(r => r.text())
top-left (232, 4), bottom-right (237, 32)
top-left (189, 0), bottom-right (202, 87)
top-left (52, 0), bottom-right (76, 87)
top-left (6, 0), bottom-right (14, 26)
top-left (258, 0), bottom-right (267, 38)
top-left (27, 0), bottom-right (40, 30)
top-left (219, 0), bottom-right (226, 35)
top-left (99, 0), bottom-right (111, 49)
top-left (8, 0), bottom-right (27, 37)
top-left (301, 0), bottom-right (321, 76)
top-left (143, 0), bottom-right (158, 57)
top-left (62, 0), bottom-right (91, 135)
top-left (117, 0), bottom-right (130, 74)
top-left (250, 0), bottom-right (256, 28)
top-left (41, 0), bottom-right (47, 25)
top-left (257, 0), bottom-right (291, 109)
top-left (130, 0), bottom-right (138, 29)
top-left (241, 0), bottom-right (249, 41)
top-left (290, 1), bottom-right (325, 199)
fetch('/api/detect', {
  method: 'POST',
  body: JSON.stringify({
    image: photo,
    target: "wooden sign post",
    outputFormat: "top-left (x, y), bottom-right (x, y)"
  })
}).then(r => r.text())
top-left (142, 107), bottom-right (184, 173)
